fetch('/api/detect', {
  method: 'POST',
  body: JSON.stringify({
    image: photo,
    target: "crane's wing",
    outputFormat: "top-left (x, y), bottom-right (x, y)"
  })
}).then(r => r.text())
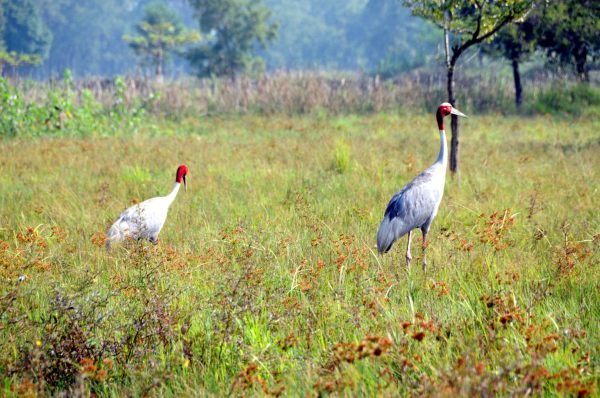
top-left (105, 204), bottom-right (144, 248)
top-left (377, 171), bottom-right (439, 253)
top-left (105, 197), bottom-right (169, 249)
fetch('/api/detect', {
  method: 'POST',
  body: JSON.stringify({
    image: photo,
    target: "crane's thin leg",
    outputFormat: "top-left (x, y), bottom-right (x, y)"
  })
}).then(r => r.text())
top-left (421, 229), bottom-right (428, 272)
top-left (405, 230), bottom-right (413, 267)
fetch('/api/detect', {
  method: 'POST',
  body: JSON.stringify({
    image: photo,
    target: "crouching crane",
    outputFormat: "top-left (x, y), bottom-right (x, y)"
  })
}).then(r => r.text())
top-left (376, 103), bottom-right (467, 270)
top-left (105, 164), bottom-right (188, 249)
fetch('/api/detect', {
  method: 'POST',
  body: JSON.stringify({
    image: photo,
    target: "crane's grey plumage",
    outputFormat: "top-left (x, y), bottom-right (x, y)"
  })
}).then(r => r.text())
top-left (377, 169), bottom-right (441, 253)
top-left (376, 103), bottom-right (466, 269)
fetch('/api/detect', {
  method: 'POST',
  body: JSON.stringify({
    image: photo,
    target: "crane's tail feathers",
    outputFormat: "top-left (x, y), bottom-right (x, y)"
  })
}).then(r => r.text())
top-left (377, 216), bottom-right (409, 254)
top-left (105, 217), bottom-right (127, 250)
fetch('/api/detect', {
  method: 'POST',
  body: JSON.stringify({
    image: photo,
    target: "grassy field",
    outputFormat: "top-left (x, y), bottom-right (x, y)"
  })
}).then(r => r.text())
top-left (0, 113), bottom-right (599, 396)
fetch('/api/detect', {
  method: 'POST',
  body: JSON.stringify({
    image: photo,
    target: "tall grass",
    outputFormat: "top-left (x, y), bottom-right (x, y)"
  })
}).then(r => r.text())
top-left (0, 112), bottom-right (598, 396)
top-left (4, 69), bottom-right (600, 139)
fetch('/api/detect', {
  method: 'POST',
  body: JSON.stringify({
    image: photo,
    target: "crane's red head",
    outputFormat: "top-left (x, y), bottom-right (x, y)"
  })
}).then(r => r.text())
top-left (436, 102), bottom-right (467, 130)
top-left (176, 164), bottom-right (188, 192)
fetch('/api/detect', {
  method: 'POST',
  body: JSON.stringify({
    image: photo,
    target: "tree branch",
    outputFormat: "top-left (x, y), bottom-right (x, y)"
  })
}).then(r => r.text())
top-left (453, 11), bottom-right (518, 65)
top-left (472, 2), bottom-right (483, 41)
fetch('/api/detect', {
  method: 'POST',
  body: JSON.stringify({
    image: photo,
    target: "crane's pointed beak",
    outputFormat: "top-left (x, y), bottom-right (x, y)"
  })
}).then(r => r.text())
top-left (451, 107), bottom-right (468, 118)
top-left (183, 175), bottom-right (187, 192)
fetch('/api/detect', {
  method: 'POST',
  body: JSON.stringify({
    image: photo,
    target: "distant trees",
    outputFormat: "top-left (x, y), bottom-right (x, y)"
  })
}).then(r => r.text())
top-left (351, 0), bottom-right (438, 76)
top-left (37, 0), bottom-right (138, 77)
top-left (535, 0), bottom-right (600, 83)
top-left (404, 0), bottom-right (534, 175)
top-left (0, 0), bottom-right (4, 47)
top-left (485, 20), bottom-right (536, 109)
top-left (124, 3), bottom-right (200, 80)
top-left (3, 0), bottom-right (51, 58)
top-left (1, 0), bottom-right (50, 74)
top-left (187, 0), bottom-right (277, 78)
top-left (263, 0), bottom-right (365, 70)
top-left (0, 0), bottom-right (597, 85)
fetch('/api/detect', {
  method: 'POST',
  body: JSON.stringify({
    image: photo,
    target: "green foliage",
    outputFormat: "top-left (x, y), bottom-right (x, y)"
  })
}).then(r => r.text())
top-left (0, 76), bottom-right (154, 138)
top-left (187, 0), bottom-right (277, 78)
top-left (2, 0), bottom-right (52, 60)
top-left (38, 0), bottom-right (139, 76)
top-left (482, 19), bottom-right (536, 109)
top-left (0, 51), bottom-right (43, 74)
top-left (0, 77), bottom-right (29, 137)
top-left (485, 20), bottom-right (536, 63)
top-left (124, 3), bottom-right (200, 78)
top-left (404, 0), bottom-right (534, 64)
top-left (333, 140), bottom-right (352, 173)
top-left (109, 76), bottom-right (148, 128)
top-left (406, 0), bottom-right (532, 40)
top-left (0, 0), bottom-right (5, 51)
top-left (263, 0), bottom-right (364, 70)
top-left (531, 83), bottom-right (600, 116)
top-left (351, 0), bottom-right (439, 76)
top-left (535, 0), bottom-right (600, 82)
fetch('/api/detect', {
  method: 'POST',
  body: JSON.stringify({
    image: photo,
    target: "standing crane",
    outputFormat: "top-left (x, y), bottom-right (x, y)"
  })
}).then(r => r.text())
top-left (105, 164), bottom-right (188, 249)
top-left (376, 103), bottom-right (466, 270)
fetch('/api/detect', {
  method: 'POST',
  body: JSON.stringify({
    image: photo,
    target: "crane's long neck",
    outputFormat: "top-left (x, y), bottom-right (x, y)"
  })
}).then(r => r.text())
top-left (435, 129), bottom-right (448, 170)
top-left (165, 183), bottom-right (181, 206)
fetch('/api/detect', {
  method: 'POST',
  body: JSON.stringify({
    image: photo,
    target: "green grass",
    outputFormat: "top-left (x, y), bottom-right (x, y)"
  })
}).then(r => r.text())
top-left (0, 113), bottom-right (599, 396)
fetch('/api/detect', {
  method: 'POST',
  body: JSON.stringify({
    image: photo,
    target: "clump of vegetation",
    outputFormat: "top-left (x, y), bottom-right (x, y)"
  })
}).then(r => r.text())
top-left (3, 73), bottom-right (600, 139)
top-left (531, 83), bottom-right (600, 116)
top-left (333, 140), bottom-right (352, 174)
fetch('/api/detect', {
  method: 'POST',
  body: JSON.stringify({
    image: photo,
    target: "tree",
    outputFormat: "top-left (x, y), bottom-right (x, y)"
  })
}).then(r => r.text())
top-left (187, 0), bottom-right (277, 78)
top-left (535, 0), bottom-right (600, 82)
top-left (0, 51), bottom-right (42, 75)
top-left (350, 0), bottom-right (439, 76)
top-left (262, 0), bottom-right (364, 70)
top-left (124, 3), bottom-right (200, 80)
top-left (404, 0), bottom-right (534, 174)
top-left (2, 0), bottom-right (51, 74)
top-left (484, 19), bottom-right (536, 109)
top-left (37, 0), bottom-right (138, 77)
top-left (0, 0), bottom-right (5, 51)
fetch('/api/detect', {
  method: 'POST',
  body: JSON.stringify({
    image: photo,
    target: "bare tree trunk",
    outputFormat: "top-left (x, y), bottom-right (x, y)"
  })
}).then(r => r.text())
top-left (575, 46), bottom-right (589, 82)
top-left (443, 12), bottom-right (451, 68)
top-left (155, 49), bottom-right (163, 83)
top-left (512, 58), bottom-right (523, 110)
top-left (444, 11), bottom-right (459, 175)
top-left (447, 64), bottom-right (459, 175)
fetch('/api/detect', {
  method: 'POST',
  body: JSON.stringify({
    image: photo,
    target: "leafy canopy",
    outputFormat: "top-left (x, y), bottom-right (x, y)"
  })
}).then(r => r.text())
top-left (124, 2), bottom-right (200, 77)
top-left (187, 0), bottom-right (277, 78)
top-left (405, 0), bottom-right (534, 64)
top-left (2, 0), bottom-right (51, 58)
top-left (486, 20), bottom-right (535, 62)
top-left (351, 0), bottom-right (439, 76)
top-left (535, 0), bottom-right (600, 81)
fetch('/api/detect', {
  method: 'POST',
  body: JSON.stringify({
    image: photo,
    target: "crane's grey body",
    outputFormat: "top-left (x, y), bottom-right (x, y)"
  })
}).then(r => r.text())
top-left (377, 161), bottom-right (445, 253)
top-left (376, 129), bottom-right (449, 268)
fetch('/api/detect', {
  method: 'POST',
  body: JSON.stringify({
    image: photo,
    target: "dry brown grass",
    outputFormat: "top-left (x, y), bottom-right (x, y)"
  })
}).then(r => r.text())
top-left (15, 69), bottom-right (556, 117)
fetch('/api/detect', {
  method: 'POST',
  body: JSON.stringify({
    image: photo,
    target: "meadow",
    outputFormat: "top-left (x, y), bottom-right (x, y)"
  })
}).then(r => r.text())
top-left (0, 80), bottom-right (599, 396)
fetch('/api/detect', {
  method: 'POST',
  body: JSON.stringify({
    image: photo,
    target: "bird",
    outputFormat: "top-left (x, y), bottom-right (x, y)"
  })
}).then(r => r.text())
top-left (376, 103), bottom-right (467, 270)
top-left (105, 164), bottom-right (188, 249)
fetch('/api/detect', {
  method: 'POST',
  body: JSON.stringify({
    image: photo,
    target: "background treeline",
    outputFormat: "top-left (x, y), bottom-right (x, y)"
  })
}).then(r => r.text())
top-left (0, 0), bottom-right (440, 78)
top-left (2, 0), bottom-right (597, 82)
top-left (0, 0), bottom-right (599, 134)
